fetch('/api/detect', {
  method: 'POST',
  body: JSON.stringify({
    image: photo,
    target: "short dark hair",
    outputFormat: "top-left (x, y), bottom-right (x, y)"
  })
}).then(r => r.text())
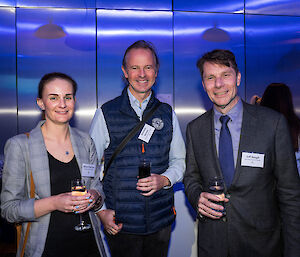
top-left (38, 72), bottom-right (77, 98)
top-left (122, 40), bottom-right (159, 71)
top-left (196, 49), bottom-right (239, 79)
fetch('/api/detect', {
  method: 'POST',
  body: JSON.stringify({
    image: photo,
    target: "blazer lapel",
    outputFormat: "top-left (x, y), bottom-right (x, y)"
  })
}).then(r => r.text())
top-left (70, 127), bottom-right (92, 187)
top-left (28, 121), bottom-right (51, 198)
top-left (70, 126), bottom-right (83, 174)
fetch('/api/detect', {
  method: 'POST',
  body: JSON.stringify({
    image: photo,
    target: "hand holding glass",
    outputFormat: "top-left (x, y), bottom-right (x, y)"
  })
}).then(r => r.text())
top-left (71, 179), bottom-right (91, 231)
top-left (208, 177), bottom-right (226, 217)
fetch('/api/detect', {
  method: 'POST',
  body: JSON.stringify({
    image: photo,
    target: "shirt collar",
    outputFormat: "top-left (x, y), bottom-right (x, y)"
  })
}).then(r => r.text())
top-left (127, 87), bottom-right (152, 109)
top-left (214, 97), bottom-right (243, 124)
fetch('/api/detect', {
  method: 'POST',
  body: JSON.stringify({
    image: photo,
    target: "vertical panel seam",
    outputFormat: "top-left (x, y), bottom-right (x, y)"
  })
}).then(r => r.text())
top-left (243, 0), bottom-right (247, 101)
top-left (95, 8), bottom-right (98, 109)
top-left (172, 4), bottom-right (175, 109)
top-left (15, 6), bottom-right (19, 134)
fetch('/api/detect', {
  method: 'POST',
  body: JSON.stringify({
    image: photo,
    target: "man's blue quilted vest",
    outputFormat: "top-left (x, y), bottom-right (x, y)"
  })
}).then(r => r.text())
top-left (102, 88), bottom-right (175, 234)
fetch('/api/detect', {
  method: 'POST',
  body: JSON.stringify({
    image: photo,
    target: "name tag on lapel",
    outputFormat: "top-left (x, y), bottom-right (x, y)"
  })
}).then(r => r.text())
top-left (241, 152), bottom-right (264, 168)
top-left (82, 163), bottom-right (96, 177)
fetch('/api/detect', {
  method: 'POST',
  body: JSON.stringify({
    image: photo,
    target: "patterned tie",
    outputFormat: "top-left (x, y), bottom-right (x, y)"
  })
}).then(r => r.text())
top-left (219, 115), bottom-right (235, 187)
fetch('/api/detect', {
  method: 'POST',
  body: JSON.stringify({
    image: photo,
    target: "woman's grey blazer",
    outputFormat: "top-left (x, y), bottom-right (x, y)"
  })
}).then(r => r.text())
top-left (1, 121), bottom-right (106, 257)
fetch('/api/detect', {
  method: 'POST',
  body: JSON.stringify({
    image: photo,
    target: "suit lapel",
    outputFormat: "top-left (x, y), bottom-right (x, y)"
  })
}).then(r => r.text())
top-left (233, 102), bottom-right (258, 185)
top-left (208, 109), bottom-right (223, 178)
top-left (197, 109), bottom-right (223, 180)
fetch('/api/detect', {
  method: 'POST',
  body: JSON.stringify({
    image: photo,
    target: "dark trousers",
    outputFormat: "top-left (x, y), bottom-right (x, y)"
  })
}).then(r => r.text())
top-left (105, 225), bottom-right (172, 257)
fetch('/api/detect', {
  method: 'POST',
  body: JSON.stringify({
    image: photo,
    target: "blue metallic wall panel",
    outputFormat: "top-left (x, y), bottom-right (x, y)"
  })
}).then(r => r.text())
top-left (246, 0), bottom-right (300, 16)
top-left (174, 11), bottom-right (245, 138)
top-left (15, 0), bottom-right (172, 9)
top-left (245, 15), bottom-right (300, 111)
top-left (17, 7), bottom-right (96, 134)
top-left (16, 0), bottom-right (96, 8)
top-left (0, 7), bottom-right (16, 157)
top-left (97, 0), bottom-right (172, 10)
top-left (0, 0), bottom-right (15, 6)
top-left (174, 0), bottom-right (244, 13)
top-left (97, 9), bottom-right (173, 107)
top-left (0, 1), bottom-right (300, 256)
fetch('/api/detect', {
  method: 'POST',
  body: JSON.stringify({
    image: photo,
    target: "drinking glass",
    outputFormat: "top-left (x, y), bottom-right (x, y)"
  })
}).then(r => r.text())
top-left (71, 179), bottom-right (91, 231)
top-left (138, 159), bottom-right (151, 179)
top-left (208, 177), bottom-right (226, 217)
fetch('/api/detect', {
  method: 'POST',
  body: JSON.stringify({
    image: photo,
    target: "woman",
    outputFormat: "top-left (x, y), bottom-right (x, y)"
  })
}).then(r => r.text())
top-left (260, 83), bottom-right (300, 174)
top-left (1, 72), bottom-right (106, 257)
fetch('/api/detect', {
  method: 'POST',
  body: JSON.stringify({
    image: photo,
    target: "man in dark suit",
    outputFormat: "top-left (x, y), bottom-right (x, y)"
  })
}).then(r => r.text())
top-left (183, 49), bottom-right (300, 257)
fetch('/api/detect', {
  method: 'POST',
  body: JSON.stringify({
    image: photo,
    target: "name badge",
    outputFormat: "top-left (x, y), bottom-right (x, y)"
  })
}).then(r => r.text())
top-left (241, 152), bottom-right (264, 168)
top-left (82, 163), bottom-right (96, 177)
top-left (138, 124), bottom-right (155, 143)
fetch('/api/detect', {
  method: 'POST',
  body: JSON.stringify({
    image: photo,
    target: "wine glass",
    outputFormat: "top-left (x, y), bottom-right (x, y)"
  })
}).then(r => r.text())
top-left (71, 179), bottom-right (91, 231)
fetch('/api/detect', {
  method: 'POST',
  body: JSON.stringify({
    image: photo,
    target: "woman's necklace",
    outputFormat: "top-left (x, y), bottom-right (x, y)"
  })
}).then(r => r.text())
top-left (41, 124), bottom-right (71, 156)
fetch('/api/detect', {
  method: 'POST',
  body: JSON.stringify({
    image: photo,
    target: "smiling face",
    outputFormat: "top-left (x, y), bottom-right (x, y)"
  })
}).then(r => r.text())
top-left (202, 61), bottom-right (241, 114)
top-left (37, 78), bottom-right (75, 125)
top-left (122, 48), bottom-right (158, 103)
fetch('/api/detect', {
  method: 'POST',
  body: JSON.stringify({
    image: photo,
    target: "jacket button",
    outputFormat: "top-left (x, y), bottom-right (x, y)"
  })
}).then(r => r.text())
top-left (225, 193), bottom-right (231, 199)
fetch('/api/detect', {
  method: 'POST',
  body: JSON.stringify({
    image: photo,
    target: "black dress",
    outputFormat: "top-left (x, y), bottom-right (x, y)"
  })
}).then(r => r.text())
top-left (42, 153), bottom-right (98, 257)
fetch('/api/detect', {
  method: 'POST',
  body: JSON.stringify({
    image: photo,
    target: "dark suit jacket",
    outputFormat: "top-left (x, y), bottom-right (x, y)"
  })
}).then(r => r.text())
top-left (183, 101), bottom-right (300, 257)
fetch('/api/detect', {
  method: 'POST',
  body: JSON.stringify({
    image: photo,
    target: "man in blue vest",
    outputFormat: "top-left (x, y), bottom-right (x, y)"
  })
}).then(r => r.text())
top-left (90, 40), bottom-right (185, 257)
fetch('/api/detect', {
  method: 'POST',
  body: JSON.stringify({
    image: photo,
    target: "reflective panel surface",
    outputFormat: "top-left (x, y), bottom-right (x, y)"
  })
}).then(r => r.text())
top-left (97, 9), bottom-right (173, 106)
top-left (1, 1), bottom-right (300, 255)
top-left (17, 0), bottom-right (96, 8)
top-left (97, 0), bottom-right (171, 10)
top-left (0, 7), bottom-right (16, 156)
top-left (0, 0), bottom-right (15, 6)
top-left (246, 0), bottom-right (300, 16)
top-left (17, 7), bottom-right (96, 133)
top-left (174, 11), bottom-right (245, 138)
top-left (174, 0), bottom-right (244, 13)
top-left (245, 15), bottom-right (300, 113)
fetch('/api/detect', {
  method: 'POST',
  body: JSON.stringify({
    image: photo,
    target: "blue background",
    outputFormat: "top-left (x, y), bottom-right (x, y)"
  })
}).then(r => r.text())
top-left (0, 1), bottom-right (299, 256)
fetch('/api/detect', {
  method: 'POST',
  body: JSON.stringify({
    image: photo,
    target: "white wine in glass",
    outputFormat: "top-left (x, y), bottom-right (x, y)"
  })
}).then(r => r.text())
top-left (71, 179), bottom-right (91, 231)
